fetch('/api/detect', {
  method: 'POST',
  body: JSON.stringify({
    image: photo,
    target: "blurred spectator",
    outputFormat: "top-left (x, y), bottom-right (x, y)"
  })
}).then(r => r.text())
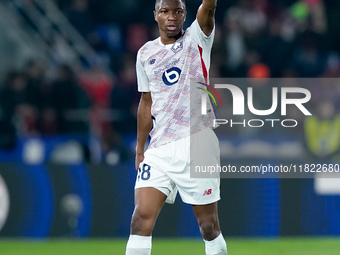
top-left (126, 23), bottom-right (149, 53)
top-left (39, 64), bottom-right (90, 134)
top-left (210, 24), bottom-right (227, 77)
top-left (259, 18), bottom-right (294, 77)
top-left (226, 0), bottom-right (267, 50)
top-left (0, 71), bottom-right (38, 135)
top-left (290, 0), bottom-right (327, 34)
top-left (79, 65), bottom-right (112, 109)
top-left (0, 119), bottom-right (16, 150)
top-left (79, 64), bottom-right (113, 137)
top-left (223, 9), bottom-right (246, 75)
top-left (93, 24), bottom-right (124, 73)
top-left (102, 129), bottom-right (131, 165)
top-left (325, 0), bottom-right (340, 53)
top-left (65, 0), bottom-right (96, 41)
top-left (110, 53), bottom-right (138, 134)
top-left (304, 101), bottom-right (340, 160)
top-left (291, 29), bottom-right (326, 77)
top-left (306, 0), bottom-right (327, 34)
top-left (232, 50), bottom-right (261, 77)
top-left (23, 59), bottom-right (46, 108)
top-left (322, 52), bottom-right (340, 78)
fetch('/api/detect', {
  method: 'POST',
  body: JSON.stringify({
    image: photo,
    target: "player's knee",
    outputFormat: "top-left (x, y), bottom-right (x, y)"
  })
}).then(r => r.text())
top-left (130, 209), bottom-right (155, 235)
top-left (199, 218), bottom-right (220, 241)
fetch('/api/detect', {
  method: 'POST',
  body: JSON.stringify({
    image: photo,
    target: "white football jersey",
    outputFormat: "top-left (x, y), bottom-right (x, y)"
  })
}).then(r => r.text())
top-left (136, 19), bottom-right (216, 149)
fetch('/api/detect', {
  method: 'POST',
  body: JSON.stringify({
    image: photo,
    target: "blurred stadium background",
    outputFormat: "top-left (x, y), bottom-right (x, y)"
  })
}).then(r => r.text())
top-left (0, 0), bottom-right (340, 254)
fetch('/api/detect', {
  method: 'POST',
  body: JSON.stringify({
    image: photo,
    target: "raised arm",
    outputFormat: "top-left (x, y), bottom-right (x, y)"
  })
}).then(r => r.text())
top-left (197, 0), bottom-right (217, 36)
top-left (135, 92), bottom-right (153, 171)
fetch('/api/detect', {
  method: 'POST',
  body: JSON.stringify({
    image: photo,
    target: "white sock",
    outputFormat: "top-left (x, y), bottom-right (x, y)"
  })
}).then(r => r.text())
top-left (204, 233), bottom-right (227, 255)
top-left (125, 235), bottom-right (152, 255)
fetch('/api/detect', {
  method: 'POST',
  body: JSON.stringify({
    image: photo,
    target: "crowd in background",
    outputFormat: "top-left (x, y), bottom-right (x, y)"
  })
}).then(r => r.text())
top-left (1, 0), bottom-right (340, 157)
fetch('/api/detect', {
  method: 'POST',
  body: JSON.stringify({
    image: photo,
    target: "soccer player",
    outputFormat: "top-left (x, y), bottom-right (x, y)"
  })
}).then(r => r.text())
top-left (126, 0), bottom-right (227, 254)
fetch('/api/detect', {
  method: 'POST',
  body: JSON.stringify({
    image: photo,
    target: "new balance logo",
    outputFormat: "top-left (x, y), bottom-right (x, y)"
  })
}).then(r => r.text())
top-left (203, 189), bottom-right (212, 196)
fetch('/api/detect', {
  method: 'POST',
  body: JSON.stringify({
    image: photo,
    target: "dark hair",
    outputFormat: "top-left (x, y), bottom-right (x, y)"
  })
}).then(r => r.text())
top-left (155, 0), bottom-right (186, 10)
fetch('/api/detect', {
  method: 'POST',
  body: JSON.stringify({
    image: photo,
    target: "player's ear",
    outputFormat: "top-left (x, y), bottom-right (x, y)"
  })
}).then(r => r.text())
top-left (154, 11), bottom-right (158, 22)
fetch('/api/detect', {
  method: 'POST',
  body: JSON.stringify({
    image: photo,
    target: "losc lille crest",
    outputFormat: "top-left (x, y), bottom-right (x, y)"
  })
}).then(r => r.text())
top-left (171, 41), bottom-right (183, 54)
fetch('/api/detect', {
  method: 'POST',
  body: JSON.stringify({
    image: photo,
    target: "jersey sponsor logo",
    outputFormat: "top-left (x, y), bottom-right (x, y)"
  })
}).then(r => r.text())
top-left (162, 67), bottom-right (182, 86)
top-left (203, 189), bottom-right (212, 196)
top-left (171, 41), bottom-right (183, 54)
top-left (154, 58), bottom-right (181, 75)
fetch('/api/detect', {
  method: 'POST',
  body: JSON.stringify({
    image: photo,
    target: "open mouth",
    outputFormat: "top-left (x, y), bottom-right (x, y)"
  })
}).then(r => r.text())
top-left (167, 25), bottom-right (177, 31)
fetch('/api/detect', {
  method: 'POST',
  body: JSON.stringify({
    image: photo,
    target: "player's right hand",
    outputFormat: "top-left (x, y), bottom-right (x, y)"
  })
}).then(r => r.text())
top-left (135, 152), bottom-right (144, 171)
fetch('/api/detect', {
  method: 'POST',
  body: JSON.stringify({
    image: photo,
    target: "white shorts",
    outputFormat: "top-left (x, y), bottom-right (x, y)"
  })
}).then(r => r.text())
top-left (135, 128), bottom-right (220, 205)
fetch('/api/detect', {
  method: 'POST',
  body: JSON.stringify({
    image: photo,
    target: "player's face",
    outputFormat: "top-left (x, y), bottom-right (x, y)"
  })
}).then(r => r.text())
top-left (154, 0), bottom-right (186, 41)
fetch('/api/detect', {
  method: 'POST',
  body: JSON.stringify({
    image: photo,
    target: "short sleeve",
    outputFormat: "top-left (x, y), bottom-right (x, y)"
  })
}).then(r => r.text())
top-left (136, 51), bottom-right (150, 92)
top-left (187, 19), bottom-right (215, 51)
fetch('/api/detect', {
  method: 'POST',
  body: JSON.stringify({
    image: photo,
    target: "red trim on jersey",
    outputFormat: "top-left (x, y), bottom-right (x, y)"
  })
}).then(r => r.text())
top-left (197, 45), bottom-right (222, 105)
top-left (198, 45), bottom-right (208, 82)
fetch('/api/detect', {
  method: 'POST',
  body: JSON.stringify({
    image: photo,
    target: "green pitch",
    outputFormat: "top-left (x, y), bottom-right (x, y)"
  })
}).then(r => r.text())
top-left (0, 238), bottom-right (339, 255)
